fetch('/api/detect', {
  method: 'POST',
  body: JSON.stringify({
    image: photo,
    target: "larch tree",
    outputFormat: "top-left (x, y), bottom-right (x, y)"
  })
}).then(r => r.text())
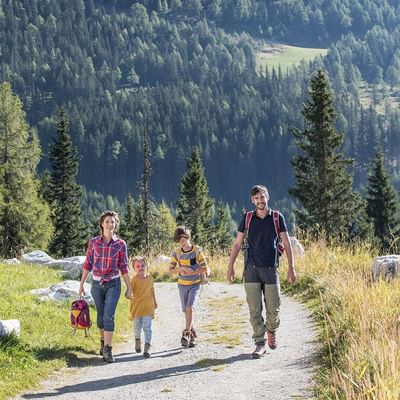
top-left (289, 70), bottom-right (359, 240)
top-left (0, 82), bottom-right (52, 257)
top-left (176, 147), bottom-right (213, 245)
top-left (47, 107), bottom-right (85, 257)
top-left (365, 147), bottom-right (400, 253)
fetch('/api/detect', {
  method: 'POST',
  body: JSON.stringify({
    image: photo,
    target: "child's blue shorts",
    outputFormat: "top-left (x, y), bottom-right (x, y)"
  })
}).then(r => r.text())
top-left (178, 283), bottom-right (201, 311)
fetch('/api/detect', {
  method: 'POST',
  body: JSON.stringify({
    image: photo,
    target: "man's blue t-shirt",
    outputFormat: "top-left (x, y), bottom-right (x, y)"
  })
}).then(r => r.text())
top-left (238, 209), bottom-right (287, 268)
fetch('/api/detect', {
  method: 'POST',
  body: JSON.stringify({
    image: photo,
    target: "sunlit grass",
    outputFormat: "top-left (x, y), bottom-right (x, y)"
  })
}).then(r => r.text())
top-left (0, 263), bottom-right (131, 400)
top-left (283, 239), bottom-right (400, 399)
top-left (201, 295), bottom-right (247, 347)
top-left (148, 251), bottom-right (243, 283)
top-left (256, 43), bottom-right (328, 73)
top-left (195, 358), bottom-right (226, 370)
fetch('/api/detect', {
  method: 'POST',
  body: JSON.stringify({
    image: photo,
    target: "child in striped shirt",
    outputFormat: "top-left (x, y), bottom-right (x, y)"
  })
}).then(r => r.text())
top-left (169, 226), bottom-right (210, 348)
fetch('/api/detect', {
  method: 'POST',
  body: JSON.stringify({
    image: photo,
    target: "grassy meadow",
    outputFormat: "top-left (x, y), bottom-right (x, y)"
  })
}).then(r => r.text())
top-left (281, 240), bottom-right (400, 400)
top-left (0, 264), bottom-right (131, 400)
top-left (256, 43), bottom-right (328, 73)
top-left (1, 242), bottom-right (400, 399)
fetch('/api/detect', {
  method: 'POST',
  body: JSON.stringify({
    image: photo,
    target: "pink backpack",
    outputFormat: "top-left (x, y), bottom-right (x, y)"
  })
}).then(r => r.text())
top-left (70, 299), bottom-right (92, 336)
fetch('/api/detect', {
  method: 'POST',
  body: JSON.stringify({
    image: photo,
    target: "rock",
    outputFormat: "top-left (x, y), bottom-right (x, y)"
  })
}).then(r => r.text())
top-left (0, 320), bottom-right (20, 337)
top-left (290, 236), bottom-right (305, 258)
top-left (2, 258), bottom-right (20, 264)
top-left (20, 250), bottom-right (86, 281)
top-left (53, 256), bottom-right (86, 280)
top-left (21, 250), bottom-right (56, 265)
top-left (372, 255), bottom-right (400, 281)
top-left (30, 280), bottom-right (93, 305)
top-left (153, 255), bottom-right (171, 265)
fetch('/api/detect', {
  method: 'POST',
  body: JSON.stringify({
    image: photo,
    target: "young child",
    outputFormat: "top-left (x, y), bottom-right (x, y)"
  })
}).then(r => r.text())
top-left (129, 256), bottom-right (157, 358)
top-left (169, 226), bottom-right (210, 348)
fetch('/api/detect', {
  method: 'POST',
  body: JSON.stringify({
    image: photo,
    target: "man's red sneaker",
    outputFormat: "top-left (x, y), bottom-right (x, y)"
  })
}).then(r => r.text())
top-left (267, 331), bottom-right (277, 350)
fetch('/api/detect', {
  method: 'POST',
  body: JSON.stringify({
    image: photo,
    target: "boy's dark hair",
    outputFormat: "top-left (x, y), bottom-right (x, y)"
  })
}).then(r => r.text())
top-left (250, 185), bottom-right (269, 199)
top-left (174, 226), bottom-right (191, 242)
top-left (99, 210), bottom-right (120, 233)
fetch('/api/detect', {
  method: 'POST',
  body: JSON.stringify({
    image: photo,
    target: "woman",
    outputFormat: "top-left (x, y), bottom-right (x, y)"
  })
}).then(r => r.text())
top-left (79, 210), bottom-right (132, 363)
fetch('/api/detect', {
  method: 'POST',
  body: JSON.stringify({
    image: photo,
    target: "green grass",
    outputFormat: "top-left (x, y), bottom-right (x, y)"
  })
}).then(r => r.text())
top-left (280, 240), bottom-right (400, 399)
top-left (0, 263), bottom-right (131, 400)
top-left (201, 296), bottom-right (247, 347)
top-left (256, 43), bottom-right (328, 73)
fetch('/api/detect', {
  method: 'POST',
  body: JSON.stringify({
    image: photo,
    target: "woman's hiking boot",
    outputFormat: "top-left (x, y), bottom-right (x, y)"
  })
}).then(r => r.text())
top-left (267, 331), bottom-right (277, 350)
top-left (135, 338), bottom-right (141, 353)
top-left (251, 342), bottom-right (266, 359)
top-left (181, 329), bottom-right (190, 348)
top-left (99, 339), bottom-right (104, 356)
top-left (189, 328), bottom-right (197, 348)
top-left (143, 343), bottom-right (151, 358)
top-left (103, 344), bottom-right (114, 363)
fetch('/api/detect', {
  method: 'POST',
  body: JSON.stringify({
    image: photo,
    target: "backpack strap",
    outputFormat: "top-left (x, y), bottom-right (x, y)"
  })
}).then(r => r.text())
top-left (245, 211), bottom-right (253, 231)
top-left (272, 210), bottom-right (281, 237)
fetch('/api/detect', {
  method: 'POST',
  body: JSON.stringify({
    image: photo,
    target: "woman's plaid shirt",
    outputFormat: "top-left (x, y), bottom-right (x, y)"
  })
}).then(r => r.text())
top-left (83, 235), bottom-right (129, 280)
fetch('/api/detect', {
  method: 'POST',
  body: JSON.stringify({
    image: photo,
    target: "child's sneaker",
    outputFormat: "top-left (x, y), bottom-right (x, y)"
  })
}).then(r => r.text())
top-left (143, 343), bottom-right (151, 358)
top-left (181, 329), bottom-right (190, 348)
top-left (189, 328), bottom-right (197, 348)
top-left (135, 338), bottom-right (141, 353)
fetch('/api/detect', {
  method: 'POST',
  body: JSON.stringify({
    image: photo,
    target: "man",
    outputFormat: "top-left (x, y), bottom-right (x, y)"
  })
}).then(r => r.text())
top-left (227, 185), bottom-right (297, 359)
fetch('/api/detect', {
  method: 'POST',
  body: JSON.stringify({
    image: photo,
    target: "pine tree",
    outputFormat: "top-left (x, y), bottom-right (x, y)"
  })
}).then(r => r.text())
top-left (365, 147), bottom-right (400, 252)
top-left (47, 107), bottom-right (85, 257)
top-left (152, 201), bottom-right (176, 253)
top-left (208, 202), bottom-right (235, 253)
top-left (119, 193), bottom-right (136, 251)
top-left (0, 82), bottom-right (52, 258)
top-left (289, 70), bottom-right (358, 240)
top-left (176, 147), bottom-right (214, 245)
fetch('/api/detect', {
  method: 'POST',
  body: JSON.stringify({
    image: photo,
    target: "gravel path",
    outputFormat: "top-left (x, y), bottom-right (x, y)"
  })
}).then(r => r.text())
top-left (15, 282), bottom-right (317, 400)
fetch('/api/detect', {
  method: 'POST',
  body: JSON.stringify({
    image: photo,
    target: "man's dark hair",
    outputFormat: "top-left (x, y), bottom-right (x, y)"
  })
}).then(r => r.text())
top-left (250, 185), bottom-right (269, 199)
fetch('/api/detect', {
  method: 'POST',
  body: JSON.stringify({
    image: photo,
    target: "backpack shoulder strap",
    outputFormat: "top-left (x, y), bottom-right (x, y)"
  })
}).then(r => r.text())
top-left (272, 210), bottom-right (281, 237)
top-left (245, 211), bottom-right (253, 231)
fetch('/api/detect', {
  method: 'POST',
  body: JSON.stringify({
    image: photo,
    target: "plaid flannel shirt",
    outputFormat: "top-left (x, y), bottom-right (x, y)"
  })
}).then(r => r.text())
top-left (83, 235), bottom-right (129, 280)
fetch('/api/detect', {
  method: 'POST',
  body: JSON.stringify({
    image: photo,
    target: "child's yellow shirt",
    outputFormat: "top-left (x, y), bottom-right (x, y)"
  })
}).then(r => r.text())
top-left (129, 275), bottom-right (156, 320)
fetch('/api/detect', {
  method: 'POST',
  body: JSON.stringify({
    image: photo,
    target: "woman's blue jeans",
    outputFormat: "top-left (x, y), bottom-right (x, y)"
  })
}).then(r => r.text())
top-left (91, 278), bottom-right (121, 332)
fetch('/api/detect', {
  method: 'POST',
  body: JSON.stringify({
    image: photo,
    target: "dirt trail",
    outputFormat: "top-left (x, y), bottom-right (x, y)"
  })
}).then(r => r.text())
top-left (14, 282), bottom-right (317, 400)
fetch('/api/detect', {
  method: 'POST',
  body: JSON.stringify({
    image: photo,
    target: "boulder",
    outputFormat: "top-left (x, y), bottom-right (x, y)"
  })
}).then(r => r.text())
top-left (153, 255), bottom-right (171, 265)
top-left (20, 250), bottom-right (86, 281)
top-left (2, 258), bottom-right (20, 264)
top-left (290, 236), bottom-right (305, 258)
top-left (0, 320), bottom-right (20, 337)
top-left (21, 250), bottom-right (56, 265)
top-left (54, 256), bottom-right (86, 280)
top-left (372, 255), bottom-right (400, 281)
top-left (30, 280), bottom-right (93, 305)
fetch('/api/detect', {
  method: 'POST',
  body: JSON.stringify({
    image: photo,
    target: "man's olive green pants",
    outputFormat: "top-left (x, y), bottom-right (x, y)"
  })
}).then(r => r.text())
top-left (244, 265), bottom-right (281, 344)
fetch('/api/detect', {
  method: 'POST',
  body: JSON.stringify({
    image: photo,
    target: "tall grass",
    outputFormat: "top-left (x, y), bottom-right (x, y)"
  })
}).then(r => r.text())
top-left (148, 251), bottom-right (243, 283)
top-left (283, 240), bottom-right (400, 399)
top-left (0, 263), bottom-right (131, 400)
top-left (2, 242), bottom-right (400, 399)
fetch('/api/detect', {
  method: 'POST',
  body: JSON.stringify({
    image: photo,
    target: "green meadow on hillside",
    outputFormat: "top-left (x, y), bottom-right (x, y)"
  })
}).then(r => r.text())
top-left (256, 43), bottom-right (328, 72)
